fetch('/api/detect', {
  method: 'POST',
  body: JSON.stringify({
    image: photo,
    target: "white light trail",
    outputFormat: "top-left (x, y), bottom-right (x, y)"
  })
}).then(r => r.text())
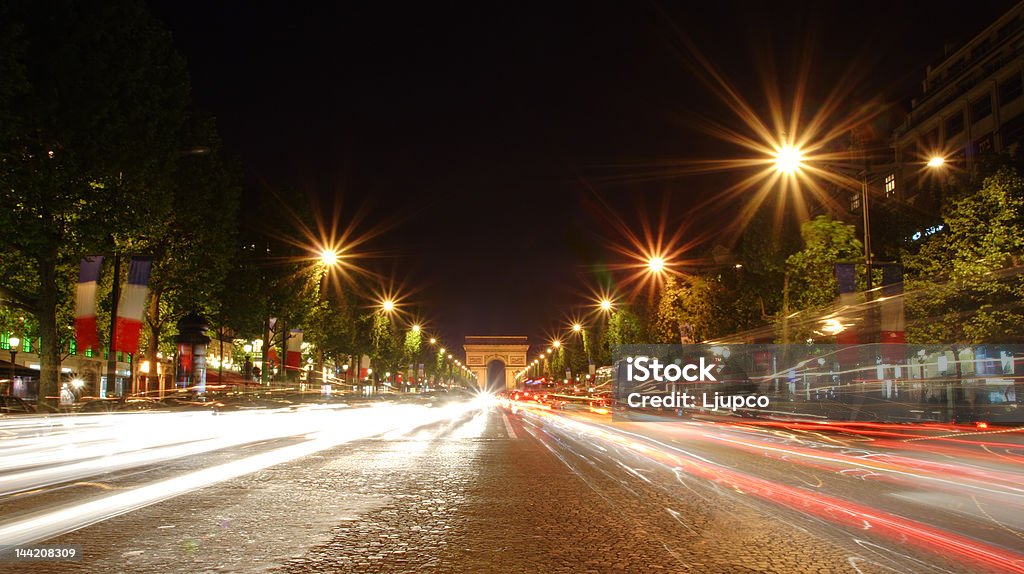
top-left (0, 400), bottom-right (481, 547)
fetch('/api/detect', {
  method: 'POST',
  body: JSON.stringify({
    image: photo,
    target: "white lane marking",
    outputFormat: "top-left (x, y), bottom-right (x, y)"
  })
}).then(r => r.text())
top-left (502, 412), bottom-right (518, 439)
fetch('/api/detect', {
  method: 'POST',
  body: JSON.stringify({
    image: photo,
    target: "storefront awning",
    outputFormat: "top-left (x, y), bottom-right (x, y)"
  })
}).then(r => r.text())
top-left (0, 360), bottom-right (38, 382)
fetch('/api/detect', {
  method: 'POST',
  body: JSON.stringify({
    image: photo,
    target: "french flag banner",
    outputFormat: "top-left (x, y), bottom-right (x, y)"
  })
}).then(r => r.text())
top-left (285, 329), bottom-right (303, 370)
top-left (114, 256), bottom-right (153, 354)
top-left (359, 354), bottom-right (371, 380)
top-left (833, 263), bottom-right (859, 345)
top-left (74, 256), bottom-right (104, 353)
top-left (833, 263), bottom-right (860, 366)
top-left (880, 264), bottom-right (906, 364)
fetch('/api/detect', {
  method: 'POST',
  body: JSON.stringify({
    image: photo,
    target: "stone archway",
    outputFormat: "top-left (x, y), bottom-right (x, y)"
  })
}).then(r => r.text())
top-left (485, 358), bottom-right (506, 391)
top-left (464, 336), bottom-right (528, 392)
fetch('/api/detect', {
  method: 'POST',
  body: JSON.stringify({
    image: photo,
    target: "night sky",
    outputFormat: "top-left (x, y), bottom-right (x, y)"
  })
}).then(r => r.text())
top-left (151, 0), bottom-right (1017, 347)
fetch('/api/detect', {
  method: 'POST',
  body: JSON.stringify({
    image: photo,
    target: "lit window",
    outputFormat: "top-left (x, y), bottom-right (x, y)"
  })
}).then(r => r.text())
top-left (884, 173), bottom-right (896, 197)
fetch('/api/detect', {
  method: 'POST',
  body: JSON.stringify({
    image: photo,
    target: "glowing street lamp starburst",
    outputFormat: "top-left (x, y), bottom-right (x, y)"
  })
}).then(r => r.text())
top-left (927, 155), bottom-right (945, 168)
top-left (319, 248), bottom-right (339, 267)
top-left (601, 197), bottom-right (701, 302)
top-left (647, 257), bottom-right (665, 274)
top-left (590, 42), bottom-right (905, 244)
top-left (381, 299), bottom-right (395, 313)
top-left (772, 145), bottom-right (804, 174)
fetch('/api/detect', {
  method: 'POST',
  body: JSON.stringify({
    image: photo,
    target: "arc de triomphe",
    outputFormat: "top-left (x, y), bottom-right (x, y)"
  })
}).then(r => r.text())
top-left (463, 336), bottom-right (528, 391)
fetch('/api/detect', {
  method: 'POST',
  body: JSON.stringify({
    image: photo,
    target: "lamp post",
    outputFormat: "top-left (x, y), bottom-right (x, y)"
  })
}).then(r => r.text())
top-left (315, 248), bottom-right (340, 386)
top-left (771, 147), bottom-right (946, 292)
top-left (8, 336), bottom-right (20, 393)
top-left (596, 297), bottom-right (613, 364)
top-left (243, 343), bottom-right (253, 383)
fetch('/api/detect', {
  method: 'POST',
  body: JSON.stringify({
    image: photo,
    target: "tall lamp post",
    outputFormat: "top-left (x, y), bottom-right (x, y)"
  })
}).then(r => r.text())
top-left (597, 297), bottom-right (613, 364)
top-left (315, 248), bottom-right (340, 386)
top-left (8, 336), bottom-right (20, 393)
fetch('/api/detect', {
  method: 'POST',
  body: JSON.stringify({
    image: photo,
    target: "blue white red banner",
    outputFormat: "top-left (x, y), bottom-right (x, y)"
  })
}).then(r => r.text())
top-left (74, 257), bottom-right (104, 353)
top-left (285, 329), bottom-right (303, 370)
top-left (114, 257), bottom-right (152, 353)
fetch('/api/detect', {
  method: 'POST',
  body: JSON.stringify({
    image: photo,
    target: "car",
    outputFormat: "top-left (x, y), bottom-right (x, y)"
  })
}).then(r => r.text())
top-left (0, 396), bottom-right (35, 414)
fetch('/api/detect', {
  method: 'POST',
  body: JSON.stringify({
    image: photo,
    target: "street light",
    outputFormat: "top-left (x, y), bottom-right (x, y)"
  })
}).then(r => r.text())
top-left (647, 257), bottom-right (665, 274)
top-left (772, 145), bottom-right (804, 174)
top-left (411, 324), bottom-right (421, 333)
top-left (319, 248), bottom-right (339, 267)
top-left (552, 339), bottom-right (561, 349)
top-left (768, 148), bottom-right (946, 292)
top-left (600, 298), bottom-right (613, 312)
top-left (572, 323), bottom-right (582, 333)
top-left (242, 343), bottom-right (254, 382)
top-left (381, 299), bottom-right (395, 313)
top-left (429, 337), bottom-right (437, 345)
top-left (7, 336), bottom-right (20, 390)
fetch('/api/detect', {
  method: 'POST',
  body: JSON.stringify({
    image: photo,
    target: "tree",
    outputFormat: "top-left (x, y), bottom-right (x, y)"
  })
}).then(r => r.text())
top-left (605, 307), bottom-right (645, 351)
top-left (731, 212), bottom-right (799, 332)
top-left (0, 1), bottom-right (189, 403)
top-left (549, 347), bottom-right (567, 380)
top-left (224, 191), bottom-right (324, 383)
top-left (370, 312), bottom-right (400, 379)
top-left (402, 328), bottom-right (422, 382)
top-left (141, 118), bottom-right (241, 389)
top-left (904, 167), bottom-right (1024, 343)
top-left (303, 288), bottom-right (364, 371)
top-left (653, 274), bottom-right (732, 344)
top-left (784, 216), bottom-right (864, 312)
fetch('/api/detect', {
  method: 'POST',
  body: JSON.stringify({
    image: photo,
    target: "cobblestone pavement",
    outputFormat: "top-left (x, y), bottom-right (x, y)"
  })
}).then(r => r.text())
top-left (3, 402), bottom-right (1018, 573)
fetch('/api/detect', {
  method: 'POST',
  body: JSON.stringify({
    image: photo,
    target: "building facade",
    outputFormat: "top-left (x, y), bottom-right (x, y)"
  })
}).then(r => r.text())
top-left (893, 3), bottom-right (1024, 210)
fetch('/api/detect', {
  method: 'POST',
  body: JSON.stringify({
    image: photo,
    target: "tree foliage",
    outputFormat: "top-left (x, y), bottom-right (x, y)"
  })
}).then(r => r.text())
top-left (904, 167), bottom-right (1024, 343)
top-left (784, 216), bottom-right (863, 312)
top-left (605, 307), bottom-right (644, 348)
top-left (0, 1), bottom-right (190, 402)
top-left (653, 275), bottom-right (733, 344)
